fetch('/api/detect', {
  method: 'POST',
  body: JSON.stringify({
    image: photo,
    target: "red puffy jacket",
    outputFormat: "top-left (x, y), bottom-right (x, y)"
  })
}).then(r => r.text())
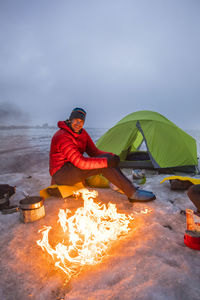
top-left (49, 121), bottom-right (110, 176)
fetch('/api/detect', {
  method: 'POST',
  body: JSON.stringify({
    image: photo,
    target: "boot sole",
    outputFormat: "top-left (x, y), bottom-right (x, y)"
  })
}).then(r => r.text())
top-left (128, 195), bottom-right (156, 203)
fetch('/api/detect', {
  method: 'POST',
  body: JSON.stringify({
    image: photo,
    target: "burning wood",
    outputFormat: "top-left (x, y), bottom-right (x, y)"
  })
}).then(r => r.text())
top-left (37, 188), bottom-right (150, 280)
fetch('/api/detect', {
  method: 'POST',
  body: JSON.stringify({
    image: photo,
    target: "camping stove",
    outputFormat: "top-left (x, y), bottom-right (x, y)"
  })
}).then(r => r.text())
top-left (0, 194), bottom-right (10, 209)
top-left (184, 209), bottom-right (200, 250)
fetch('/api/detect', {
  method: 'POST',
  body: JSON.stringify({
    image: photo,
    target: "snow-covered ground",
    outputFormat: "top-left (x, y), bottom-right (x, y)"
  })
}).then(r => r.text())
top-left (0, 127), bottom-right (200, 300)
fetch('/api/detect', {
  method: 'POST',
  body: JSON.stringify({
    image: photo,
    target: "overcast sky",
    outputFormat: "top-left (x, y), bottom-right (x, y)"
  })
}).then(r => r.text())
top-left (0, 0), bottom-right (200, 129)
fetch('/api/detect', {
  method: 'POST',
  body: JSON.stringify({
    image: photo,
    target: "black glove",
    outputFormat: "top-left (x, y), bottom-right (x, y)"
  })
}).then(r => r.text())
top-left (107, 155), bottom-right (120, 168)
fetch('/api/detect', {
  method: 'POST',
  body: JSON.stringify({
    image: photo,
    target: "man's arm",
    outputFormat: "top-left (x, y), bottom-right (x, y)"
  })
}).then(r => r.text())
top-left (85, 133), bottom-right (114, 157)
top-left (59, 136), bottom-right (108, 170)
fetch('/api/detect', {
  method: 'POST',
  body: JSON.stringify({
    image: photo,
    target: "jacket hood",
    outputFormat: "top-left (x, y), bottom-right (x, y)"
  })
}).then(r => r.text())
top-left (57, 121), bottom-right (84, 137)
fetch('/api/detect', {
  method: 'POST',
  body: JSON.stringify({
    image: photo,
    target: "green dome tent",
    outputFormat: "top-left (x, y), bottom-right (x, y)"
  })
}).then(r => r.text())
top-left (96, 110), bottom-right (198, 173)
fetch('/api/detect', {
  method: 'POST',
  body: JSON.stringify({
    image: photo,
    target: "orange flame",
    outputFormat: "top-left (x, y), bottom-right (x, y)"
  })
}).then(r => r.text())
top-left (37, 188), bottom-right (149, 280)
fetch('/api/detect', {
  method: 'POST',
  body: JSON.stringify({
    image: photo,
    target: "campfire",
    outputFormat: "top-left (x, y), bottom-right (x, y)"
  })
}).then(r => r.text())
top-left (37, 188), bottom-right (150, 280)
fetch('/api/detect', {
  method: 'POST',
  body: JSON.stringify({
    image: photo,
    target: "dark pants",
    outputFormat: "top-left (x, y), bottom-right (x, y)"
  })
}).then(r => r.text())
top-left (52, 156), bottom-right (136, 198)
top-left (187, 184), bottom-right (200, 212)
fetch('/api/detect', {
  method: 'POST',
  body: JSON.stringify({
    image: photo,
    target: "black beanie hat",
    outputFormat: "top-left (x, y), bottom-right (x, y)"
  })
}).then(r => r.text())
top-left (69, 107), bottom-right (86, 122)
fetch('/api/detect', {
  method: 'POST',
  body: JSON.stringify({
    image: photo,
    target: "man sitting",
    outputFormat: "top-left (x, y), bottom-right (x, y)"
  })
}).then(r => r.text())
top-left (49, 107), bottom-right (155, 202)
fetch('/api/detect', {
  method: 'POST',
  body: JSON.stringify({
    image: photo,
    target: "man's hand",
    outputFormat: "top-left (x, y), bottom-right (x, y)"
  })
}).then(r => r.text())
top-left (107, 155), bottom-right (120, 168)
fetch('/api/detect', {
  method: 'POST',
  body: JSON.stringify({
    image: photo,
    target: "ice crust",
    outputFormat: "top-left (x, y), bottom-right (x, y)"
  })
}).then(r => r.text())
top-left (0, 128), bottom-right (199, 300)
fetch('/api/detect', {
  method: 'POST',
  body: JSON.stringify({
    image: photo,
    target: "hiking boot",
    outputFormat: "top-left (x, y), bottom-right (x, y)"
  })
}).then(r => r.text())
top-left (128, 189), bottom-right (156, 202)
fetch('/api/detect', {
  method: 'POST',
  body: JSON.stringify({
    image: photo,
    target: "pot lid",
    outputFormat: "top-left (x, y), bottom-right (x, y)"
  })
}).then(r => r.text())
top-left (19, 196), bottom-right (44, 210)
top-left (19, 196), bottom-right (42, 205)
